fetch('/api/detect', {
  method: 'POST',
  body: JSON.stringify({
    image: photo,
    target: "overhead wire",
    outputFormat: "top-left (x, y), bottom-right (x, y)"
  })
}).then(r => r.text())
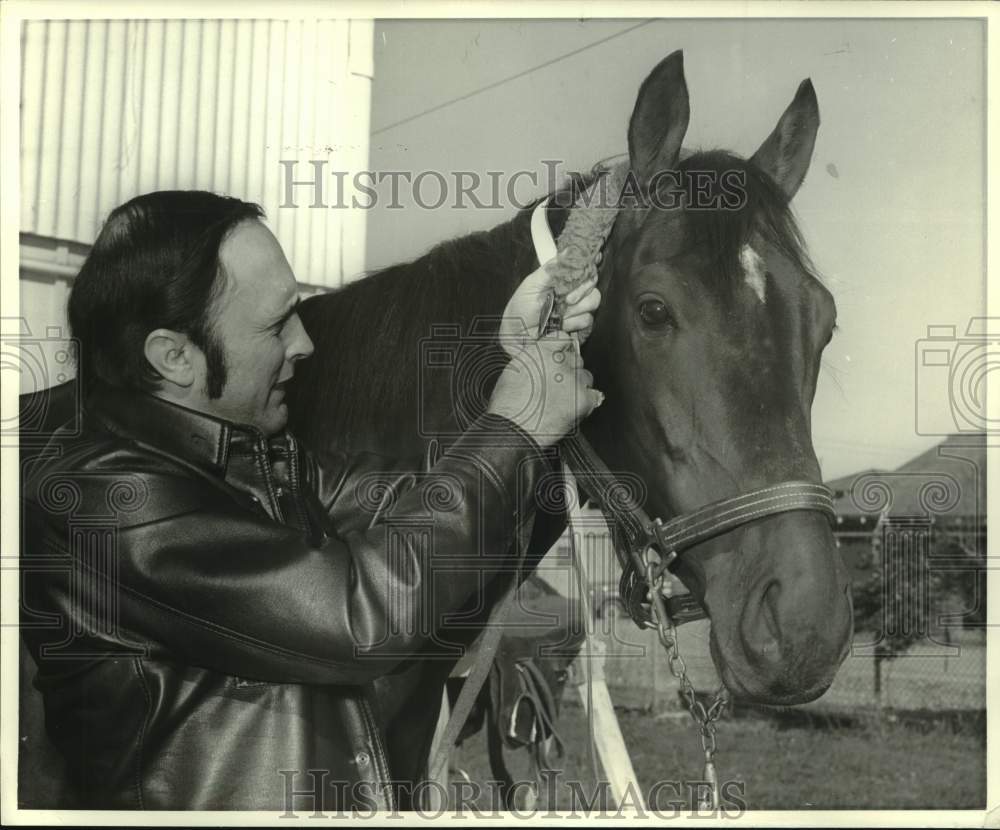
top-left (371, 20), bottom-right (657, 136)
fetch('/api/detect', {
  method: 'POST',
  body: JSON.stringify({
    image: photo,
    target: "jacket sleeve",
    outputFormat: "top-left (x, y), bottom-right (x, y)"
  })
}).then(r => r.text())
top-left (24, 413), bottom-right (553, 685)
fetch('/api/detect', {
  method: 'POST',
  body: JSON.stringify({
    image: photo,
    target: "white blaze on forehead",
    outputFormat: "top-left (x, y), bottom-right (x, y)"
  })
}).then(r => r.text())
top-left (740, 244), bottom-right (767, 303)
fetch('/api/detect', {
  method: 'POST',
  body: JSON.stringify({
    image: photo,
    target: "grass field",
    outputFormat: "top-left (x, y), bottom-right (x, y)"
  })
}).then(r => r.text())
top-left (442, 576), bottom-right (987, 813)
top-left (449, 703), bottom-right (986, 812)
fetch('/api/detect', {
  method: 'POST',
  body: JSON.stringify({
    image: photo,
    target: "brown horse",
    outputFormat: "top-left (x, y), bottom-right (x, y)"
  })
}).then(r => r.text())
top-left (287, 50), bottom-right (853, 794)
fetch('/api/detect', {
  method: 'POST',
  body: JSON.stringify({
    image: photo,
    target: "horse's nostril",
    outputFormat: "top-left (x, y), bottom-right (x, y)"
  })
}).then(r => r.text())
top-left (733, 563), bottom-right (854, 691)
top-left (738, 578), bottom-right (785, 666)
top-left (760, 579), bottom-right (783, 645)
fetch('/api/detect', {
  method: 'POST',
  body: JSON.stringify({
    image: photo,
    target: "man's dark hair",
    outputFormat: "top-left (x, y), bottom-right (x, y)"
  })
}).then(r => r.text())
top-left (68, 190), bottom-right (265, 398)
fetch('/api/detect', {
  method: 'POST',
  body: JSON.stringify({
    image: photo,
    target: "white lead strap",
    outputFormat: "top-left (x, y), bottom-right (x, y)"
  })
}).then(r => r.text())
top-left (426, 197), bottom-right (584, 800)
top-left (530, 197), bottom-right (558, 264)
top-left (528, 196), bottom-right (642, 809)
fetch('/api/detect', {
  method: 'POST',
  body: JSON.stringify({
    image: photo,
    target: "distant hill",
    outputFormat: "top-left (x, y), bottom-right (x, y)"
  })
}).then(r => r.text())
top-left (826, 434), bottom-right (986, 521)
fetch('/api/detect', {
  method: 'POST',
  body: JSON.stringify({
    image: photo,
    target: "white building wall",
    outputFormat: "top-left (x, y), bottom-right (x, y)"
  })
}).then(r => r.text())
top-left (17, 18), bottom-right (373, 389)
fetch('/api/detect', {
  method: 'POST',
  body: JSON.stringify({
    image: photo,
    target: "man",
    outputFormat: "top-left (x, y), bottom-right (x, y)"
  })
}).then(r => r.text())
top-left (20, 190), bottom-right (601, 810)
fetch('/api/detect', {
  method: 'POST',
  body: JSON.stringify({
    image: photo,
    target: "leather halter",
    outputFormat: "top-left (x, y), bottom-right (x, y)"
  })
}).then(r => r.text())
top-left (530, 199), bottom-right (837, 627)
top-left (561, 436), bottom-right (835, 626)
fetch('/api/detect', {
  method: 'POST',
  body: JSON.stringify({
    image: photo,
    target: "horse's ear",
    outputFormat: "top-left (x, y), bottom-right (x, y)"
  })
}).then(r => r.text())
top-left (750, 79), bottom-right (820, 200)
top-left (627, 50), bottom-right (690, 189)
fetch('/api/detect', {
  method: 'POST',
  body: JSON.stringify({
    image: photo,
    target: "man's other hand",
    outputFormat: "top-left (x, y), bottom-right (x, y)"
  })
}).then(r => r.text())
top-left (487, 332), bottom-right (604, 447)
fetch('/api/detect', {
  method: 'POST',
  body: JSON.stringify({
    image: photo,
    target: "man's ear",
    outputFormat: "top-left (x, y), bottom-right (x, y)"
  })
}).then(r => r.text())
top-left (144, 329), bottom-right (197, 389)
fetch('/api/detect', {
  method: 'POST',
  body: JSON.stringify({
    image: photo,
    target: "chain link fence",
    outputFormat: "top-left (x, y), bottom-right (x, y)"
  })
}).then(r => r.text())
top-left (539, 514), bottom-right (986, 719)
top-left (592, 609), bottom-right (985, 717)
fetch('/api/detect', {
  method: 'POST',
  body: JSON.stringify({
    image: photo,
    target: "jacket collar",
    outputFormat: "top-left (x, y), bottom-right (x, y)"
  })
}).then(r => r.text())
top-left (87, 385), bottom-right (275, 475)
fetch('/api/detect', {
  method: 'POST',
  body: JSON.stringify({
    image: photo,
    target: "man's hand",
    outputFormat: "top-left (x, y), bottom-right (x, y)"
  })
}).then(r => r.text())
top-left (487, 332), bottom-right (604, 448)
top-left (498, 257), bottom-right (601, 357)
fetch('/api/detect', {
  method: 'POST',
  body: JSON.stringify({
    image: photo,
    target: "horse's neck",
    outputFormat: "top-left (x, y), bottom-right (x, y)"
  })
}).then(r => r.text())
top-left (300, 212), bottom-right (539, 459)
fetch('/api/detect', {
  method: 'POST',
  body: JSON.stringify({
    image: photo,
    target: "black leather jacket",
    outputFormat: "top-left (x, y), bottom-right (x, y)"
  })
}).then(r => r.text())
top-left (20, 385), bottom-right (551, 811)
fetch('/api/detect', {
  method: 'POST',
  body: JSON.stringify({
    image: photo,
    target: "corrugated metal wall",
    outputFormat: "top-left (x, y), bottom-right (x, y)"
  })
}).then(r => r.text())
top-left (17, 18), bottom-right (372, 390)
top-left (20, 18), bottom-right (373, 288)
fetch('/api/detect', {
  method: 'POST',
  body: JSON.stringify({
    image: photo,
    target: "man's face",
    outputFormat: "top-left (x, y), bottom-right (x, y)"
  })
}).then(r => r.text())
top-left (198, 220), bottom-right (314, 436)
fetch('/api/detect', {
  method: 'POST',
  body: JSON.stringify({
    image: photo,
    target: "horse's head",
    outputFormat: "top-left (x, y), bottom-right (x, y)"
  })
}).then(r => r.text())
top-left (582, 52), bottom-right (852, 705)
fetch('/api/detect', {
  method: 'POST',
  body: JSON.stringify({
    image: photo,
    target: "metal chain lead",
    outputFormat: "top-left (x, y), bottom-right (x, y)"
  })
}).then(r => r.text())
top-left (643, 550), bottom-right (729, 811)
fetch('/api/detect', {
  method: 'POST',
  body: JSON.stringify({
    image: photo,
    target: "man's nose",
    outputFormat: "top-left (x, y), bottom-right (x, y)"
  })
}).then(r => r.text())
top-left (287, 314), bottom-right (315, 361)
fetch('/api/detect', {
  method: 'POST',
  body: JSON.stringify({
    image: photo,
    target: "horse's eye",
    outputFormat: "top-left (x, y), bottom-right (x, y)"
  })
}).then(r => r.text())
top-left (639, 299), bottom-right (673, 328)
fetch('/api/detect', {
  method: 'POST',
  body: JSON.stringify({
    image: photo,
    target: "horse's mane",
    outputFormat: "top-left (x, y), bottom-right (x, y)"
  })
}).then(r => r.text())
top-left (668, 150), bottom-right (821, 293)
top-left (288, 188), bottom-right (577, 455)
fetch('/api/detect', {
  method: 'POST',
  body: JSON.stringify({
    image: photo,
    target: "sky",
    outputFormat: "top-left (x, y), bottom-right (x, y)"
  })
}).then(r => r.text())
top-left (365, 18), bottom-right (987, 481)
